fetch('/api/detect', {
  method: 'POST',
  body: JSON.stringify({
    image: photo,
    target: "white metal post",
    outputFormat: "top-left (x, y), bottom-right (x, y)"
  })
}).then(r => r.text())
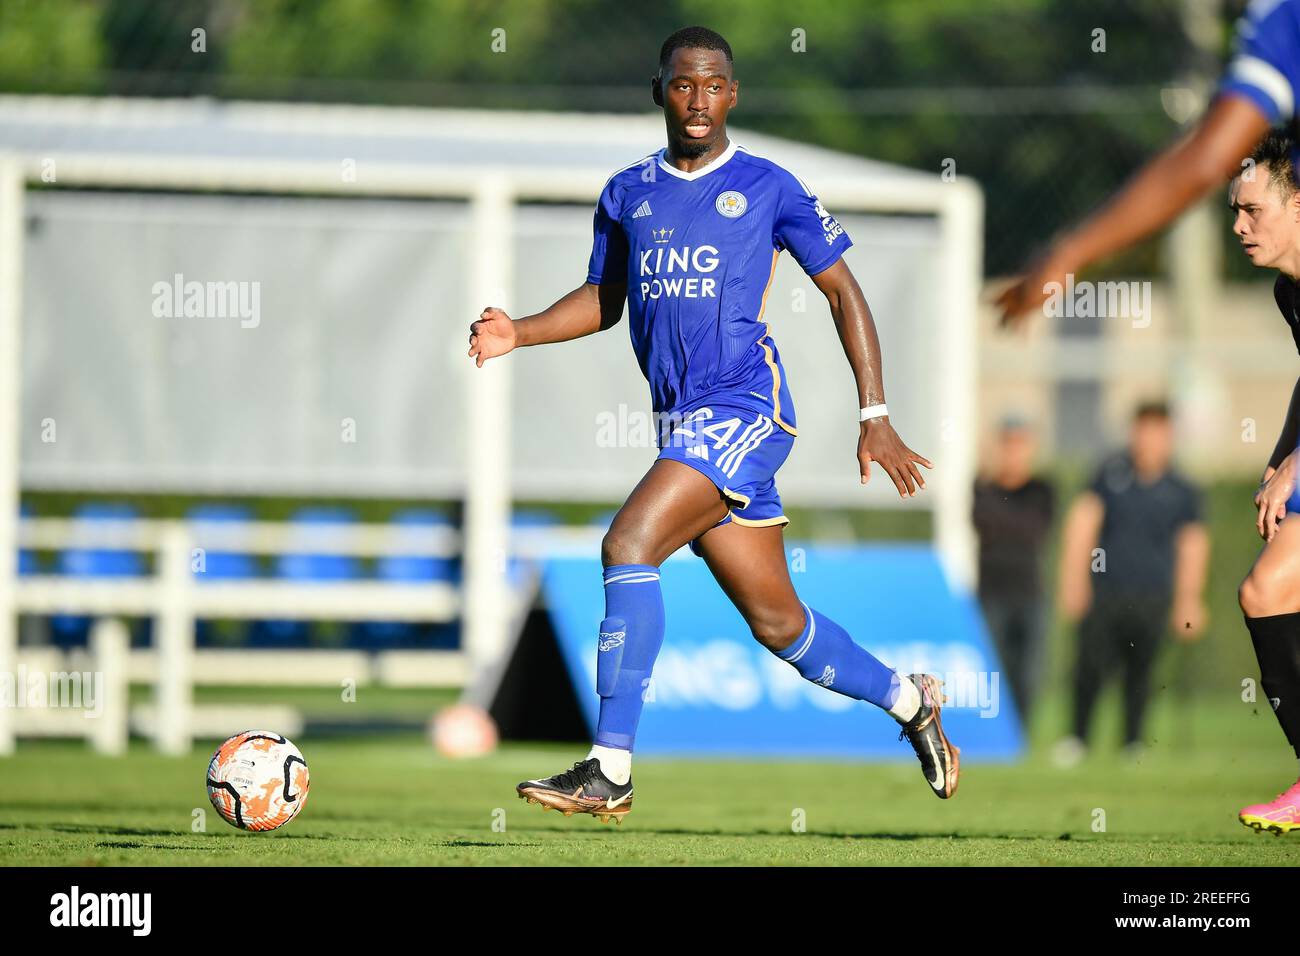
top-left (89, 617), bottom-right (129, 755)
top-left (935, 180), bottom-right (985, 593)
top-left (0, 155), bottom-right (23, 756)
top-left (155, 521), bottom-right (193, 754)
top-left (462, 177), bottom-right (515, 683)
top-left (1167, 201), bottom-right (1225, 473)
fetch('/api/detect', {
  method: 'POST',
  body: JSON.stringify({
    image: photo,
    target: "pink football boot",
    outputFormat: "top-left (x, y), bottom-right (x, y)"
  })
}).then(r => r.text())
top-left (1238, 779), bottom-right (1300, 835)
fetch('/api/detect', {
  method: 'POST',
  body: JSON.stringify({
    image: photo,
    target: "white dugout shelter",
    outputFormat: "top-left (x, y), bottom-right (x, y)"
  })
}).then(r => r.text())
top-left (0, 96), bottom-right (983, 752)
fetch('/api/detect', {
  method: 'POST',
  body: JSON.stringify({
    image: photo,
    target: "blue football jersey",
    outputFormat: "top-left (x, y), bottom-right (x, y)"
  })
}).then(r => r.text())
top-left (586, 140), bottom-right (853, 435)
top-left (1220, 0), bottom-right (1300, 125)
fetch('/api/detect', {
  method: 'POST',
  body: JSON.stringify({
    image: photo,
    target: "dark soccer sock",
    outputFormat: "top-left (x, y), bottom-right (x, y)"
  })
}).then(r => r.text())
top-left (1244, 612), bottom-right (1300, 758)
top-left (593, 564), bottom-right (666, 752)
top-left (772, 603), bottom-right (900, 710)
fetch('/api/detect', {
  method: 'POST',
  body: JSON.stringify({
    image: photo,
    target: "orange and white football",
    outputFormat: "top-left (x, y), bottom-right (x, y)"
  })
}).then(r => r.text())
top-left (206, 730), bottom-right (310, 831)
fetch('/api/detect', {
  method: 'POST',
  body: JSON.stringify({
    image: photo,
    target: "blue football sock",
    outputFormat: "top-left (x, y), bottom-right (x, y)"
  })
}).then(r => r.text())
top-left (774, 602), bottom-right (900, 709)
top-left (593, 563), bottom-right (666, 752)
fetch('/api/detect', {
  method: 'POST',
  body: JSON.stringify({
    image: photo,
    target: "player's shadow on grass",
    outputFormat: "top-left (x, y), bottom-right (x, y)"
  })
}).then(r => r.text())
top-left (432, 840), bottom-right (544, 848)
top-left (21, 822), bottom-right (366, 844)
top-left (2, 800), bottom-right (173, 814)
top-left (625, 826), bottom-right (1250, 845)
top-left (95, 841), bottom-right (221, 852)
top-left (199, 831), bottom-right (372, 842)
top-left (41, 823), bottom-right (182, 838)
top-left (608, 826), bottom-right (1036, 841)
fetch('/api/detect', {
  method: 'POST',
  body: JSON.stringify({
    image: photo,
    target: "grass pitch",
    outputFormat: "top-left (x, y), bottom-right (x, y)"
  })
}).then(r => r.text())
top-left (2, 690), bottom-right (1298, 866)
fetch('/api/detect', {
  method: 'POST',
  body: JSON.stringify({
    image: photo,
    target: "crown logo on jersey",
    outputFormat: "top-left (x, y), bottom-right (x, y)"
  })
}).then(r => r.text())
top-left (652, 226), bottom-right (675, 243)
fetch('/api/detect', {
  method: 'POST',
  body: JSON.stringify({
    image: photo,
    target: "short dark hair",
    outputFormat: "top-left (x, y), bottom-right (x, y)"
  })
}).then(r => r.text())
top-left (1134, 399), bottom-right (1171, 422)
top-left (1250, 128), bottom-right (1297, 197)
top-left (658, 26), bottom-right (733, 77)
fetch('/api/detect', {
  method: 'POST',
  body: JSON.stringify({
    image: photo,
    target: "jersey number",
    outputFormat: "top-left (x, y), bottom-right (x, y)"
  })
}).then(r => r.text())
top-left (672, 408), bottom-right (741, 450)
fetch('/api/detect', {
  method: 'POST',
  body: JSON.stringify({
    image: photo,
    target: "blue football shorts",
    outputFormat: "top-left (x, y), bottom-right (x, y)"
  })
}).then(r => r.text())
top-left (654, 399), bottom-right (794, 555)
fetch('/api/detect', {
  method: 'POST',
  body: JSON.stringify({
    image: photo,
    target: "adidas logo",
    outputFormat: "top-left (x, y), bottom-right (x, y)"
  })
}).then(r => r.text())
top-left (631, 200), bottom-right (653, 218)
top-left (814, 665), bottom-right (836, 688)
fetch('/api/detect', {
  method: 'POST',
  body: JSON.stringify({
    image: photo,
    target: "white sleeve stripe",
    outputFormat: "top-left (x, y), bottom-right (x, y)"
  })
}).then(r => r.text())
top-left (599, 152), bottom-right (660, 195)
top-left (737, 146), bottom-right (815, 196)
top-left (784, 602), bottom-right (817, 663)
top-left (720, 417), bottom-right (774, 478)
top-left (1228, 54), bottom-right (1295, 118)
top-left (715, 417), bottom-right (766, 473)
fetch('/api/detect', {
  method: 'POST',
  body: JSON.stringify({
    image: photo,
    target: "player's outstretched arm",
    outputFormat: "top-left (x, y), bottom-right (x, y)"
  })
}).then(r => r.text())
top-left (468, 281), bottom-right (626, 367)
top-left (998, 95), bottom-right (1271, 327)
top-left (810, 258), bottom-right (933, 498)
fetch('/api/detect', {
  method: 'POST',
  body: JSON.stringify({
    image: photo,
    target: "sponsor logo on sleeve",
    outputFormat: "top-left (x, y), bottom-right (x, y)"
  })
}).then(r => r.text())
top-left (814, 198), bottom-right (845, 245)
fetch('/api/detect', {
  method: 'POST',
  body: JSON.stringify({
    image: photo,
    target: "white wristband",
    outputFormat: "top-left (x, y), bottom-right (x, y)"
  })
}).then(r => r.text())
top-left (859, 403), bottom-right (889, 422)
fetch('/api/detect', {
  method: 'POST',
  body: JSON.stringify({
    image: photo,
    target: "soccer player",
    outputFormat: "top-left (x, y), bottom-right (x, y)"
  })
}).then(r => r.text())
top-left (467, 26), bottom-right (958, 822)
top-left (997, 0), bottom-right (1297, 325)
top-left (1230, 130), bottom-right (1300, 834)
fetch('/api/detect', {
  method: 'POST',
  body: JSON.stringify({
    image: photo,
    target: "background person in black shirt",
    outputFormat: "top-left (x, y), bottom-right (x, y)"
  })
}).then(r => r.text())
top-left (1055, 401), bottom-right (1209, 766)
top-left (972, 415), bottom-right (1055, 731)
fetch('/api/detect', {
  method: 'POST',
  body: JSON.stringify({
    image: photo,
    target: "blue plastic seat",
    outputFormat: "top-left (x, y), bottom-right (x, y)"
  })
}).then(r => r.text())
top-left (17, 501), bottom-right (37, 576)
top-left (512, 508), bottom-right (559, 529)
top-left (187, 503), bottom-right (258, 648)
top-left (254, 506), bottom-right (361, 647)
top-left (360, 509), bottom-right (457, 649)
top-left (374, 508), bottom-right (458, 585)
top-left (52, 503), bottom-right (146, 647)
top-left (187, 503), bottom-right (259, 580)
top-left (274, 507), bottom-right (362, 581)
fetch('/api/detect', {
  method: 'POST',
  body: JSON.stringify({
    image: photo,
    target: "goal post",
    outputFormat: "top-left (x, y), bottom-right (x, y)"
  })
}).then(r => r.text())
top-left (0, 154), bottom-right (24, 755)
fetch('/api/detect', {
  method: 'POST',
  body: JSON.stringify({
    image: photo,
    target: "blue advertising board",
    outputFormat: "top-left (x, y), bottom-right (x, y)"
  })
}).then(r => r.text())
top-left (540, 543), bottom-right (1023, 760)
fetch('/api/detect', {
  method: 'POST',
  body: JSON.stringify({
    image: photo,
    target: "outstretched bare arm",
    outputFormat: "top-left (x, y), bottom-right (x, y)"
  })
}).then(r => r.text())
top-left (811, 258), bottom-right (933, 498)
top-left (998, 94), bottom-right (1270, 326)
top-left (468, 282), bottom-right (627, 367)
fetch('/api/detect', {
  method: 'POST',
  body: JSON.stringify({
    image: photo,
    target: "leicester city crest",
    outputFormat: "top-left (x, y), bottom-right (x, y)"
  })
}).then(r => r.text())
top-left (715, 190), bottom-right (747, 218)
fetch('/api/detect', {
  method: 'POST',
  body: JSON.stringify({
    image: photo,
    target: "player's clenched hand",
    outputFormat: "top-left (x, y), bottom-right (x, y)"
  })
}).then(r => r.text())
top-left (858, 419), bottom-right (932, 499)
top-left (1255, 455), bottom-right (1296, 541)
top-left (467, 307), bottom-right (517, 367)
